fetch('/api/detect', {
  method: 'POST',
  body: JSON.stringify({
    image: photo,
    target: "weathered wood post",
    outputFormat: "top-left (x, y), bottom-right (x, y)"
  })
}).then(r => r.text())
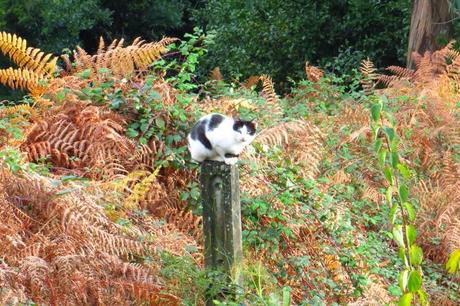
top-left (200, 160), bottom-right (243, 305)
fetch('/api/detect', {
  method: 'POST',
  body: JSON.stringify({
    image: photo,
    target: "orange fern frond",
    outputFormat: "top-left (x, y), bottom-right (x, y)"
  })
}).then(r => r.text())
top-left (124, 167), bottom-right (161, 209)
top-left (0, 32), bottom-right (57, 76)
top-left (359, 58), bottom-right (378, 95)
top-left (385, 66), bottom-right (415, 79)
top-left (241, 75), bottom-right (261, 89)
top-left (85, 36), bottom-right (178, 76)
top-left (259, 75), bottom-right (281, 114)
top-left (0, 68), bottom-right (46, 95)
top-left (305, 61), bottom-right (324, 83)
top-left (209, 67), bottom-right (223, 81)
top-left (376, 75), bottom-right (399, 87)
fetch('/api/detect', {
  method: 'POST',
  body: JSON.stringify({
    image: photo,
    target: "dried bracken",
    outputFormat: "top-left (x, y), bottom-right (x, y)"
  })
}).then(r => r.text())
top-left (363, 48), bottom-right (460, 267)
top-left (0, 32), bottom-right (57, 76)
top-left (359, 58), bottom-right (378, 95)
top-left (305, 61), bottom-right (324, 83)
top-left (65, 36), bottom-right (177, 77)
top-left (0, 166), bottom-right (181, 305)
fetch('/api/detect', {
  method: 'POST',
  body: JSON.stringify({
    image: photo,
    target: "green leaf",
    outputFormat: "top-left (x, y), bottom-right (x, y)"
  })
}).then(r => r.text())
top-left (155, 118), bottom-right (166, 130)
top-left (399, 184), bottom-right (409, 202)
top-left (386, 186), bottom-right (393, 205)
top-left (77, 69), bottom-right (92, 79)
top-left (56, 91), bottom-right (65, 102)
top-left (397, 164), bottom-right (411, 179)
top-left (126, 128), bottom-right (139, 138)
top-left (393, 225), bottom-right (404, 247)
top-left (410, 245), bottom-right (423, 266)
top-left (380, 95), bottom-right (389, 104)
top-left (390, 136), bottom-right (399, 152)
top-left (407, 270), bottom-right (422, 292)
top-left (383, 127), bottom-right (395, 142)
top-left (55, 187), bottom-right (79, 196)
top-left (384, 167), bottom-right (393, 184)
top-left (403, 202), bottom-right (415, 221)
top-left (399, 247), bottom-right (408, 265)
top-left (398, 293), bottom-right (412, 306)
top-left (446, 249), bottom-right (460, 273)
top-left (282, 286), bottom-right (291, 306)
top-left (389, 203), bottom-right (398, 224)
top-left (379, 150), bottom-right (387, 168)
top-left (390, 151), bottom-right (400, 168)
top-left (371, 103), bottom-right (381, 122)
top-left (417, 289), bottom-right (428, 306)
top-left (406, 224), bottom-right (417, 246)
top-left (374, 138), bottom-right (383, 153)
top-left (398, 269), bottom-right (409, 291)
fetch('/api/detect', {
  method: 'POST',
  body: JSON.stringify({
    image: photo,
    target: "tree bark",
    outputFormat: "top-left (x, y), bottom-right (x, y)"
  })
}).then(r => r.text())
top-left (407, 0), bottom-right (453, 68)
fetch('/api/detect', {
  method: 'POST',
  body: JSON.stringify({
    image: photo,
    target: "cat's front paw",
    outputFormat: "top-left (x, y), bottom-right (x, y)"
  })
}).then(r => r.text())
top-left (224, 157), bottom-right (238, 165)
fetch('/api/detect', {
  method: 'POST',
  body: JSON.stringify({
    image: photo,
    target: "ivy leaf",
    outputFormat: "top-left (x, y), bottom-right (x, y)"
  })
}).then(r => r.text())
top-left (399, 184), bottom-right (409, 202)
top-left (398, 293), bottom-right (412, 306)
top-left (407, 270), bottom-right (422, 292)
top-left (403, 202), bottom-right (415, 221)
top-left (446, 249), bottom-right (460, 273)
top-left (406, 224), bottom-right (417, 246)
top-left (410, 245), bottom-right (423, 266)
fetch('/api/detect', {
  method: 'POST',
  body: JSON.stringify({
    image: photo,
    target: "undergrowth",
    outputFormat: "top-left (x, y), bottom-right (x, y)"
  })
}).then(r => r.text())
top-left (0, 31), bottom-right (458, 305)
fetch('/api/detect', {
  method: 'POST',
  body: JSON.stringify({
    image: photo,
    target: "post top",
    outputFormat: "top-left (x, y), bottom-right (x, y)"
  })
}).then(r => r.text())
top-left (201, 160), bottom-right (238, 174)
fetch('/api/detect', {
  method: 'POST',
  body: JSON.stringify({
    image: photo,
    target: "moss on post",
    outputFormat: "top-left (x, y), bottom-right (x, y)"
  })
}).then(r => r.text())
top-left (200, 160), bottom-right (243, 303)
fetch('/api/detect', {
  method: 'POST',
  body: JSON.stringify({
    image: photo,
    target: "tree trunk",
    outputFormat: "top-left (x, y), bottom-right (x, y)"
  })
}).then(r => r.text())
top-left (407, 0), bottom-right (453, 68)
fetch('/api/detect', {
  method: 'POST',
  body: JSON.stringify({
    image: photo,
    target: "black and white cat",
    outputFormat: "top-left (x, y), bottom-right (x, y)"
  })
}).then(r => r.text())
top-left (187, 113), bottom-right (257, 165)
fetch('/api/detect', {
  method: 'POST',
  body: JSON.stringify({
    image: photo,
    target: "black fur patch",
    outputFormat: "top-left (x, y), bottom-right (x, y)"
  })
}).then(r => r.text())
top-left (191, 119), bottom-right (212, 150)
top-left (225, 153), bottom-right (239, 158)
top-left (233, 120), bottom-right (256, 135)
top-left (209, 114), bottom-right (224, 130)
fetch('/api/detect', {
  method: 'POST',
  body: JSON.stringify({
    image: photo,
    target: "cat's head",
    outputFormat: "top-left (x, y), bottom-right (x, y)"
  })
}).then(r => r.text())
top-left (232, 119), bottom-right (257, 143)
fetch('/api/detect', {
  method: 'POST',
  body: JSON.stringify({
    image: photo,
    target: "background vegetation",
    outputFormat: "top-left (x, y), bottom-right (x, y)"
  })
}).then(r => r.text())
top-left (0, 1), bottom-right (459, 305)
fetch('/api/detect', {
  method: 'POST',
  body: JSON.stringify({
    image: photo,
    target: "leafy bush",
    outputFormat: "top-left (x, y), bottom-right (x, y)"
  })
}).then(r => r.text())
top-left (194, 0), bottom-right (410, 86)
top-left (0, 0), bottom-right (198, 54)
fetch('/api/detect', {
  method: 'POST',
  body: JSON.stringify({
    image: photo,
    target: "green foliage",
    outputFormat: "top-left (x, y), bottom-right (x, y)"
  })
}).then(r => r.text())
top-left (446, 249), bottom-right (460, 274)
top-left (0, 0), bottom-right (111, 53)
top-left (100, 0), bottom-right (195, 43)
top-left (370, 95), bottom-right (427, 305)
top-left (195, 0), bottom-right (410, 86)
top-left (0, 0), bottom-right (198, 55)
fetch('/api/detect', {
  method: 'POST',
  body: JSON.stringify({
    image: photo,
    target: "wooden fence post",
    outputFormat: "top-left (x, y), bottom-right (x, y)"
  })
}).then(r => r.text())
top-left (200, 160), bottom-right (243, 304)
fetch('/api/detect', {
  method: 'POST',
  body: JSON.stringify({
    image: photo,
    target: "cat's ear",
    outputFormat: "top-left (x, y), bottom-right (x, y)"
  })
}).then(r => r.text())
top-left (251, 119), bottom-right (258, 130)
